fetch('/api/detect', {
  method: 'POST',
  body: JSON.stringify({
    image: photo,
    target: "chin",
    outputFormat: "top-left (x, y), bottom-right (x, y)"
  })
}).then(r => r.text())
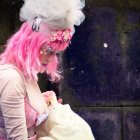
top-left (39, 66), bottom-right (46, 73)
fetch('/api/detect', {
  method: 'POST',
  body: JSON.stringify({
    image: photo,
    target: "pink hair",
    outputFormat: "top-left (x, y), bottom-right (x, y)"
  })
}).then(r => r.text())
top-left (0, 22), bottom-right (66, 82)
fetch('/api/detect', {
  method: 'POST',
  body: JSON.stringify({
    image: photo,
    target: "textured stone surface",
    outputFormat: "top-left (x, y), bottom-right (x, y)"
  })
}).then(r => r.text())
top-left (38, 73), bottom-right (60, 97)
top-left (86, 0), bottom-right (140, 11)
top-left (0, 45), bottom-right (4, 53)
top-left (60, 6), bottom-right (140, 106)
top-left (73, 107), bottom-right (122, 140)
top-left (123, 107), bottom-right (140, 140)
top-left (0, 0), bottom-right (22, 45)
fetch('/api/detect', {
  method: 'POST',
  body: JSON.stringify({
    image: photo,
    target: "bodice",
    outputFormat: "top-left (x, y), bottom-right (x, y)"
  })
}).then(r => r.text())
top-left (24, 98), bottom-right (39, 128)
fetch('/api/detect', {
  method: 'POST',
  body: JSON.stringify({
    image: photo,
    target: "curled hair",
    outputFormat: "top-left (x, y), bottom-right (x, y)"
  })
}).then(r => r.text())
top-left (0, 22), bottom-right (60, 82)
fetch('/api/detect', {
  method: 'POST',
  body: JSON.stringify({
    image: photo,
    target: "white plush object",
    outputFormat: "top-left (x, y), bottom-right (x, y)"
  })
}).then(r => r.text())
top-left (20, 0), bottom-right (85, 30)
top-left (36, 93), bottom-right (95, 140)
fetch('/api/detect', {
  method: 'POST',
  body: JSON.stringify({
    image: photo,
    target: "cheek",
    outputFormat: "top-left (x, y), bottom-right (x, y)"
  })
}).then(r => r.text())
top-left (39, 53), bottom-right (56, 64)
top-left (48, 54), bottom-right (56, 62)
top-left (40, 54), bottom-right (48, 63)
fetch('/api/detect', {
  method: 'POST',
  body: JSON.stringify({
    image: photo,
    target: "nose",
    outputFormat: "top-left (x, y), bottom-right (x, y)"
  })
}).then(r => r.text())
top-left (47, 52), bottom-right (56, 62)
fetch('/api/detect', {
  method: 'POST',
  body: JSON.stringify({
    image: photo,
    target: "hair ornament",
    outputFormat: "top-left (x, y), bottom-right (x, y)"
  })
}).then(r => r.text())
top-left (40, 46), bottom-right (54, 54)
top-left (40, 28), bottom-right (73, 54)
top-left (46, 28), bottom-right (72, 49)
top-left (32, 17), bottom-right (42, 32)
top-left (49, 28), bottom-right (72, 42)
top-left (20, 0), bottom-right (85, 31)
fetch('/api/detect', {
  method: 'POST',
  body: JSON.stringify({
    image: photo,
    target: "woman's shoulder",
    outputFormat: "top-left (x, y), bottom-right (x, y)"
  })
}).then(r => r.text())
top-left (0, 64), bottom-right (25, 81)
top-left (0, 64), bottom-right (26, 97)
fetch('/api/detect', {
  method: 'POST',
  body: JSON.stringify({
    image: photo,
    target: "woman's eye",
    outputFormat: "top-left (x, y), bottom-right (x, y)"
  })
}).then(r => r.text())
top-left (48, 51), bottom-right (55, 55)
top-left (42, 49), bottom-right (47, 52)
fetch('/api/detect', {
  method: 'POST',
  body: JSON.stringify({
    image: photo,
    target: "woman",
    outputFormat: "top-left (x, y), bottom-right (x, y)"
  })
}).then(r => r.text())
top-left (0, 0), bottom-right (85, 139)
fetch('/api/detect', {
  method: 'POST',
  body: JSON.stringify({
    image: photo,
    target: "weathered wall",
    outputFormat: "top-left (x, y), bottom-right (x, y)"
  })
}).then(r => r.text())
top-left (60, 0), bottom-right (140, 140)
top-left (0, 0), bottom-right (140, 140)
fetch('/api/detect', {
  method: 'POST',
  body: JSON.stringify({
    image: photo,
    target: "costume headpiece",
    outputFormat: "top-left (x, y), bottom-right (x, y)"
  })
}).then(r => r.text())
top-left (19, 0), bottom-right (85, 51)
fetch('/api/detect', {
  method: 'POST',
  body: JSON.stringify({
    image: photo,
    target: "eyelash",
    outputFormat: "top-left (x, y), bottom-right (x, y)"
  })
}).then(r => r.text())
top-left (42, 49), bottom-right (47, 53)
top-left (40, 49), bottom-right (55, 55)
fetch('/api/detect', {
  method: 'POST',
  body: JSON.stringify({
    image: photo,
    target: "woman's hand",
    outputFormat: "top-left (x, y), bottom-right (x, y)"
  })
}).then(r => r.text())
top-left (57, 98), bottom-right (62, 104)
top-left (42, 91), bottom-right (62, 104)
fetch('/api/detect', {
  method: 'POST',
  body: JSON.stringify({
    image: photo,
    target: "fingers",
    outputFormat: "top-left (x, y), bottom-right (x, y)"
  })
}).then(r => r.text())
top-left (42, 91), bottom-right (54, 100)
top-left (42, 91), bottom-right (55, 104)
top-left (42, 91), bottom-right (55, 98)
top-left (42, 91), bottom-right (63, 104)
top-left (58, 99), bottom-right (62, 104)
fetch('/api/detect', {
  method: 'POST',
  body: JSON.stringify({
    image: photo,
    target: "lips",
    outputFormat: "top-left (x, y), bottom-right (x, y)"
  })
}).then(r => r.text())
top-left (43, 64), bottom-right (47, 67)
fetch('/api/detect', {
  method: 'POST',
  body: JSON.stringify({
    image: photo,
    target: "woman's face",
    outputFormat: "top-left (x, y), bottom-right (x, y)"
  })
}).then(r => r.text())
top-left (39, 45), bottom-right (56, 73)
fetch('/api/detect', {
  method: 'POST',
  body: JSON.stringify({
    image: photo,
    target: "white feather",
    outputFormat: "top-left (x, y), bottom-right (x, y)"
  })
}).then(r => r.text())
top-left (19, 0), bottom-right (85, 30)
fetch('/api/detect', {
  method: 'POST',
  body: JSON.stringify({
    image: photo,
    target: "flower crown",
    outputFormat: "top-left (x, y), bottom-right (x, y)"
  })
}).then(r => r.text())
top-left (50, 28), bottom-right (72, 41)
top-left (32, 18), bottom-right (73, 52)
top-left (48, 28), bottom-right (72, 43)
top-left (46, 28), bottom-right (72, 51)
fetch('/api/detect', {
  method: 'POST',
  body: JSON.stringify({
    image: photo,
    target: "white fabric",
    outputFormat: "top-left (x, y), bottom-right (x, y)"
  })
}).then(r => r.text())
top-left (36, 94), bottom-right (95, 140)
top-left (20, 0), bottom-right (85, 30)
top-left (36, 110), bottom-right (50, 126)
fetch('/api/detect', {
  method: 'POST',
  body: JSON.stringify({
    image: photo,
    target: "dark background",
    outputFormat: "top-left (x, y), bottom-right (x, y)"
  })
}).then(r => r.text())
top-left (0, 0), bottom-right (140, 139)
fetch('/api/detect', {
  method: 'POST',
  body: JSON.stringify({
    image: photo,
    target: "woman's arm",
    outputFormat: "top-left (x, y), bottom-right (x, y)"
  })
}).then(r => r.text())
top-left (0, 69), bottom-right (27, 140)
